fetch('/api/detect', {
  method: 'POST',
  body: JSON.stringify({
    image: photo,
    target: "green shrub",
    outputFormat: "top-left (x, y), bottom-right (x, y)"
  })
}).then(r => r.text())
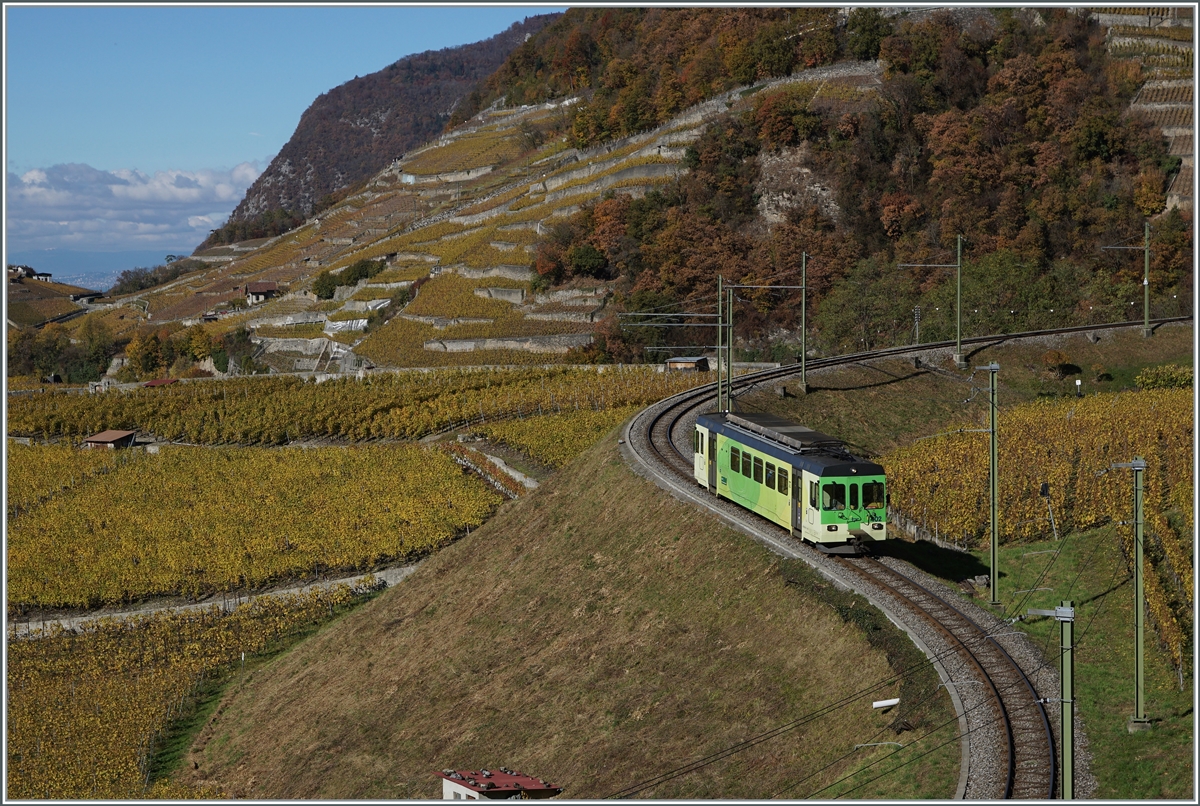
top-left (1135, 363), bottom-right (1193, 390)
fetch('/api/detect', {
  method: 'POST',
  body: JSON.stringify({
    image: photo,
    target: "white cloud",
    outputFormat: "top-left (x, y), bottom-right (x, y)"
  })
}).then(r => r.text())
top-left (6, 161), bottom-right (264, 252)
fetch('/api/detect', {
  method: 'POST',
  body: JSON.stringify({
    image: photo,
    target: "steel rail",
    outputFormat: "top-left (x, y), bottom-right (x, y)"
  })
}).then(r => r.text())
top-left (843, 556), bottom-right (1057, 799)
top-left (630, 318), bottom-right (1185, 797)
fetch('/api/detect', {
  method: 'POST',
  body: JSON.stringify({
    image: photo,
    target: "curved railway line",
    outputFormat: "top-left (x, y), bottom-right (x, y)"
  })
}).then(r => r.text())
top-left (623, 317), bottom-right (1189, 798)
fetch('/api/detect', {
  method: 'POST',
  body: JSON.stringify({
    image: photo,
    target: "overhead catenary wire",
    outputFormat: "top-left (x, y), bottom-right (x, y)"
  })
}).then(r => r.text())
top-left (786, 648), bottom-right (1067, 799)
top-left (606, 603), bottom-right (1059, 798)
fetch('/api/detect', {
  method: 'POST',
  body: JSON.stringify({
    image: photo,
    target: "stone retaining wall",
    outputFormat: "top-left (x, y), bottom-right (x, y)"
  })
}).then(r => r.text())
top-left (324, 318), bottom-right (368, 333)
top-left (444, 265), bottom-right (535, 281)
top-left (474, 286), bottom-right (526, 303)
top-left (545, 163), bottom-right (683, 203)
top-left (254, 336), bottom-right (347, 356)
top-left (400, 165), bottom-right (495, 185)
top-left (247, 312), bottom-right (328, 328)
top-left (424, 333), bottom-right (594, 353)
top-left (524, 310), bottom-right (599, 323)
top-left (398, 313), bottom-right (495, 329)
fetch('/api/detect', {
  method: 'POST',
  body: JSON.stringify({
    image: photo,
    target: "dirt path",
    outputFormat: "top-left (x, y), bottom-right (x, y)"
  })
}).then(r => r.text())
top-left (7, 563), bottom-right (421, 639)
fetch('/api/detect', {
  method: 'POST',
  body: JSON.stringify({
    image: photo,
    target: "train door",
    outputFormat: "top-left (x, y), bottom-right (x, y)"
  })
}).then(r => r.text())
top-left (805, 475), bottom-right (818, 528)
top-left (790, 466), bottom-right (800, 535)
top-left (707, 432), bottom-right (717, 492)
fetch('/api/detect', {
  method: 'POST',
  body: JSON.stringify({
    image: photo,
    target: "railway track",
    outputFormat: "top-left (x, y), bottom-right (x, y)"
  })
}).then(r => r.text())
top-left (838, 555), bottom-right (1055, 799)
top-left (624, 318), bottom-right (1188, 798)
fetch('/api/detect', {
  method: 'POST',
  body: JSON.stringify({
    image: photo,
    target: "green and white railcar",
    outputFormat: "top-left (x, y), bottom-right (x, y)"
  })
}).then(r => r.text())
top-left (693, 412), bottom-right (886, 553)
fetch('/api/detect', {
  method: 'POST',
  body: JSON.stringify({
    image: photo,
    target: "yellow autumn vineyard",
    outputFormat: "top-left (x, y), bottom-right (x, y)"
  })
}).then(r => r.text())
top-left (7, 583), bottom-right (377, 799)
top-left (7, 441), bottom-right (128, 518)
top-left (8, 444), bottom-right (501, 609)
top-left (7, 366), bottom-right (707, 445)
top-left (883, 388), bottom-right (1193, 668)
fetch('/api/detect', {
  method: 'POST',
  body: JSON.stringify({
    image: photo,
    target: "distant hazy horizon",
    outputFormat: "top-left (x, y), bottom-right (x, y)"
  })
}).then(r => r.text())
top-left (5, 248), bottom-right (191, 291)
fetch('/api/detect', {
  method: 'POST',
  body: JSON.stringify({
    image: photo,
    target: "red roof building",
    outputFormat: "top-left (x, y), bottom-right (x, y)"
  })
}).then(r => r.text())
top-left (435, 768), bottom-right (562, 800)
top-left (83, 429), bottom-right (137, 449)
top-left (143, 378), bottom-right (178, 387)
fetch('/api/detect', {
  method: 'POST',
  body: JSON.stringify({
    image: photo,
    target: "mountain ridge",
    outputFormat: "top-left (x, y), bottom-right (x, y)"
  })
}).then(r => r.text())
top-left (208, 13), bottom-right (559, 245)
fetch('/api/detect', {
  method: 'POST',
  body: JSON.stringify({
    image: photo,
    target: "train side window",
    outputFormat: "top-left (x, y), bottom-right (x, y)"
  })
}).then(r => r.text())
top-left (742, 451), bottom-right (752, 477)
top-left (730, 446), bottom-right (740, 471)
top-left (778, 467), bottom-right (789, 494)
top-left (863, 481), bottom-right (886, 509)
top-left (708, 433), bottom-right (715, 458)
top-left (700, 431), bottom-right (706, 456)
top-left (809, 480), bottom-right (817, 509)
top-left (849, 483), bottom-right (859, 509)
top-left (693, 429), bottom-right (698, 453)
top-left (765, 462), bottom-right (776, 490)
top-left (823, 482), bottom-right (846, 511)
top-left (753, 457), bottom-right (763, 483)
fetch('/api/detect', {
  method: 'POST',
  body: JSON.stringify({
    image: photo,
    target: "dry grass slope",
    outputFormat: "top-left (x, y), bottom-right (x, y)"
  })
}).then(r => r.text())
top-left (178, 434), bottom-right (958, 799)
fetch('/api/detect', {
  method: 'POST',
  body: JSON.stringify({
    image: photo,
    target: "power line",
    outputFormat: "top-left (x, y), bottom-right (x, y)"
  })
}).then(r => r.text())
top-left (607, 609), bottom-right (1056, 798)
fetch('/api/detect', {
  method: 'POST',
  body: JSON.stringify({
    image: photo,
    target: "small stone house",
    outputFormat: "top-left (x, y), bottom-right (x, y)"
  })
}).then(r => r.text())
top-left (245, 281), bottom-right (278, 305)
top-left (666, 356), bottom-right (710, 372)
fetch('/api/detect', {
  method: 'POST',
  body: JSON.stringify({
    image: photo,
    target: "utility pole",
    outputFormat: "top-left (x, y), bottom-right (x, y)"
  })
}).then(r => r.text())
top-left (898, 236), bottom-right (965, 367)
top-left (978, 362), bottom-right (1001, 606)
top-left (799, 252), bottom-right (808, 394)
top-left (954, 235), bottom-right (966, 368)
top-left (1029, 601), bottom-right (1076, 798)
top-left (721, 280), bottom-right (805, 404)
top-left (726, 285), bottom-right (734, 412)
top-left (1143, 221), bottom-right (1152, 338)
top-left (1101, 223), bottom-right (1152, 337)
top-left (716, 275), bottom-right (724, 412)
top-left (1114, 457), bottom-right (1152, 732)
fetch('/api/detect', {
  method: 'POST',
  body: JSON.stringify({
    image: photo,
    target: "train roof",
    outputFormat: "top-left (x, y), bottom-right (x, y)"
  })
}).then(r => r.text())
top-left (696, 411), bottom-right (884, 476)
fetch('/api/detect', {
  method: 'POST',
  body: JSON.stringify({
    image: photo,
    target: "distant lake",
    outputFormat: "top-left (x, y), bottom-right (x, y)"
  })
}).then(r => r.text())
top-left (5, 249), bottom-right (194, 291)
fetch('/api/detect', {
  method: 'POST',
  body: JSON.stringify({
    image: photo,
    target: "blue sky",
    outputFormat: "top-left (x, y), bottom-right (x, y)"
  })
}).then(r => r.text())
top-left (4, 4), bottom-right (563, 284)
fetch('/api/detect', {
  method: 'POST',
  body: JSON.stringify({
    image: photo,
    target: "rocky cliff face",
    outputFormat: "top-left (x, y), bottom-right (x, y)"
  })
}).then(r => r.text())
top-left (227, 14), bottom-right (558, 224)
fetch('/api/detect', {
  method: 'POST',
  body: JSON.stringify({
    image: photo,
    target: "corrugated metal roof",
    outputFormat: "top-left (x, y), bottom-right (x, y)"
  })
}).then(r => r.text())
top-left (246, 281), bottom-right (278, 294)
top-left (436, 768), bottom-right (562, 796)
top-left (143, 378), bottom-right (178, 387)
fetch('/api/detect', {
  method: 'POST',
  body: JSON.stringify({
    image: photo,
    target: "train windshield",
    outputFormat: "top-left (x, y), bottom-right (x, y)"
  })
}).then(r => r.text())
top-left (822, 482), bottom-right (846, 511)
top-left (863, 481), bottom-right (885, 509)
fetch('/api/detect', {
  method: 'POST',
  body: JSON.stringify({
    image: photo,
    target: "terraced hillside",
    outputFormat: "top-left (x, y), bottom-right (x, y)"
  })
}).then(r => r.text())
top-left (81, 7), bottom-right (1191, 376)
top-left (94, 62), bottom-right (884, 372)
top-left (1100, 6), bottom-right (1194, 209)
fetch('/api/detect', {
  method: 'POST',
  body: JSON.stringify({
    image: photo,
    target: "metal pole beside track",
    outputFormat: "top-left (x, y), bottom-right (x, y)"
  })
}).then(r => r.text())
top-left (1114, 457), bottom-right (1152, 732)
top-left (955, 235), bottom-right (967, 369)
top-left (978, 362), bottom-right (1001, 606)
top-left (726, 286), bottom-right (734, 412)
top-left (1143, 222), bottom-right (1152, 338)
top-left (1062, 601), bottom-right (1075, 799)
top-left (717, 274), bottom-right (723, 413)
top-left (800, 252), bottom-right (808, 394)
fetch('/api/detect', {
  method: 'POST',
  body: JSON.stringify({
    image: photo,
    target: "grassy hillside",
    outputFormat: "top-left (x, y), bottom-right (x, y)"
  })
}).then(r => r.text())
top-left (925, 528), bottom-right (1194, 799)
top-left (175, 434), bottom-right (960, 799)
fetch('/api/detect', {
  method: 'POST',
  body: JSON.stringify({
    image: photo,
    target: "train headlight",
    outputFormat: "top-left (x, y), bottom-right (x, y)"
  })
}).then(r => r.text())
top-left (827, 525), bottom-right (838, 532)
top-left (871, 523), bottom-right (884, 530)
